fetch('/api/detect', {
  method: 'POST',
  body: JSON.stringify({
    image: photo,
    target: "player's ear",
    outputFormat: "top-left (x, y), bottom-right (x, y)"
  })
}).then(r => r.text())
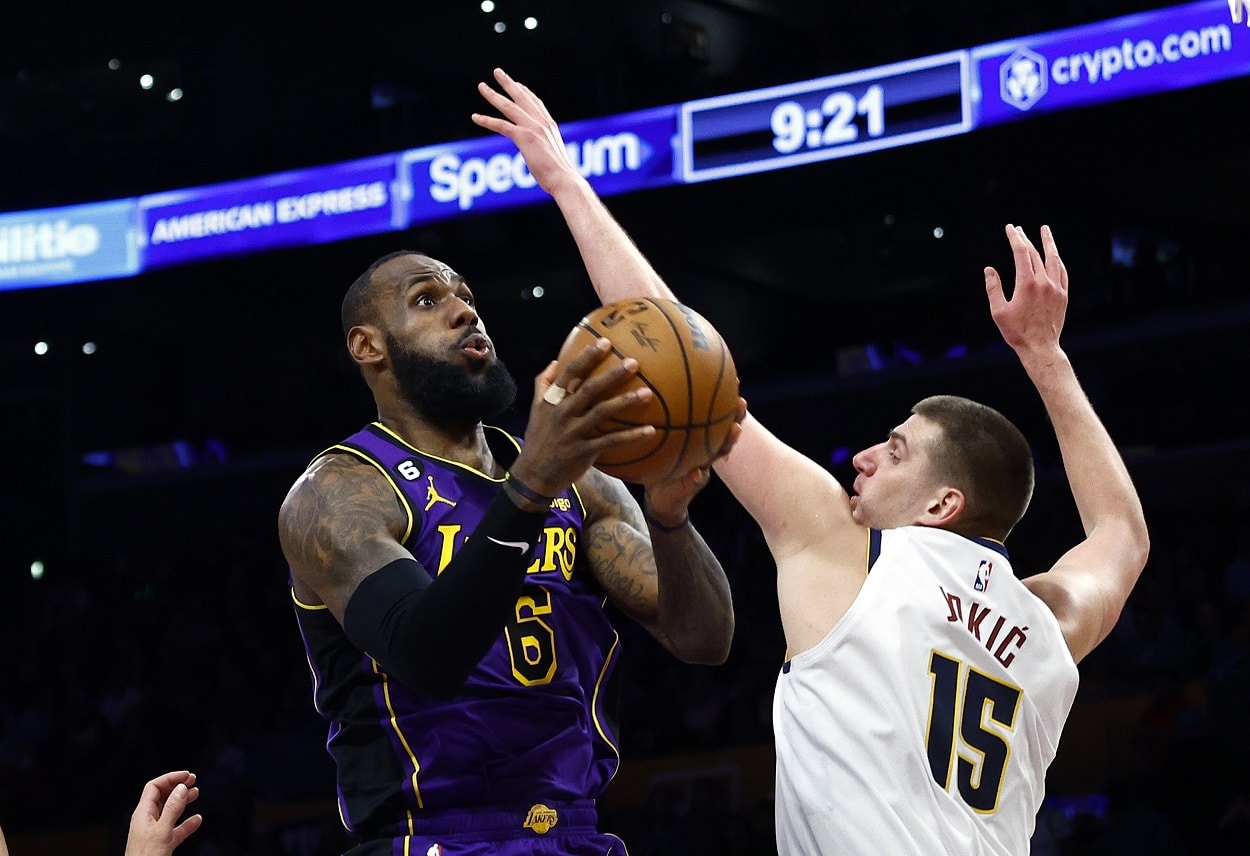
top-left (922, 486), bottom-right (965, 528)
top-left (347, 325), bottom-right (386, 366)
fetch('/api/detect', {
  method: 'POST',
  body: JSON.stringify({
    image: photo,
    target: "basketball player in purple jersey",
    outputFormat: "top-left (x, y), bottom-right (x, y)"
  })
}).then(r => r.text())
top-left (473, 68), bottom-right (1149, 855)
top-left (278, 82), bottom-right (743, 855)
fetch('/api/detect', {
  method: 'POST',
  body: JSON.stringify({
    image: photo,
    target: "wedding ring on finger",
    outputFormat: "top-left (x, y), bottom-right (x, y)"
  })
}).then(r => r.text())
top-left (542, 384), bottom-right (568, 406)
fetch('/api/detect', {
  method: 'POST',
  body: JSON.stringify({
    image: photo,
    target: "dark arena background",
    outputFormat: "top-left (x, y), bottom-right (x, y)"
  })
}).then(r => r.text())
top-left (2, 2), bottom-right (1248, 854)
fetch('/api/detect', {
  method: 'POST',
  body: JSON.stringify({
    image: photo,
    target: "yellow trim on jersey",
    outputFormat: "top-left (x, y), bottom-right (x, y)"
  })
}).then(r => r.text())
top-left (327, 442), bottom-right (416, 545)
top-left (590, 617), bottom-right (622, 766)
top-left (373, 658), bottom-right (425, 817)
top-left (367, 421), bottom-right (590, 519)
top-left (290, 589), bottom-right (328, 610)
top-left (371, 421), bottom-right (507, 483)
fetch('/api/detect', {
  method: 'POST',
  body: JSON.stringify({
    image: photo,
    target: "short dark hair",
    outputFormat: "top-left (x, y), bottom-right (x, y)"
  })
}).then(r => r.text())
top-left (912, 395), bottom-right (1034, 541)
top-left (341, 250), bottom-right (428, 337)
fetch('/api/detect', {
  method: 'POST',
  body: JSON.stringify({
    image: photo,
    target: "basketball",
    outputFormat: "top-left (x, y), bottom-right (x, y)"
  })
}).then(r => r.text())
top-left (553, 297), bottom-right (739, 484)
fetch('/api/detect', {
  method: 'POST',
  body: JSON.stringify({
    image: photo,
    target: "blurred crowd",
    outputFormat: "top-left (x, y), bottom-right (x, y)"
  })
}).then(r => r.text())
top-left (2, 229), bottom-right (1249, 854)
top-left (1, 456), bottom-right (1248, 855)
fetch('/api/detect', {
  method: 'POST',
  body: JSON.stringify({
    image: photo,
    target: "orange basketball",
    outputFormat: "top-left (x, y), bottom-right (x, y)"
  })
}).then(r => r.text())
top-left (553, 297), bottom-right (739, 484)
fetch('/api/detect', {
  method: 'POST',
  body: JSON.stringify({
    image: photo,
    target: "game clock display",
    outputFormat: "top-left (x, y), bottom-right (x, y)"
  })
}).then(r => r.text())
top-left (678, 52), bottom-right (973, 183)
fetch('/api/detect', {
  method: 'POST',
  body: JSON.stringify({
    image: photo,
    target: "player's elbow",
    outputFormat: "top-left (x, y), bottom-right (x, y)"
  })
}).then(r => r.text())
top-left (670, 622), bottom-right (735, 666)
top-left (1125, 515), bottom-right (1151, 578)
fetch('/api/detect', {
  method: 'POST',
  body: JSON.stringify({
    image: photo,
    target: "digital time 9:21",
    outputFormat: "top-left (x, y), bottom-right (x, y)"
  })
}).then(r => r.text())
top-left (770, 84), bottom-right (885, 154)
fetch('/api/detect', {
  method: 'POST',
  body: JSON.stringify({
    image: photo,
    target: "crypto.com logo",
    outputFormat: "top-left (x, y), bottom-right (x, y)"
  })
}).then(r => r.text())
top-left (999, 48), bottom-right (1048, 111)
top-left (1231, 0), bottom-right (1250, 26)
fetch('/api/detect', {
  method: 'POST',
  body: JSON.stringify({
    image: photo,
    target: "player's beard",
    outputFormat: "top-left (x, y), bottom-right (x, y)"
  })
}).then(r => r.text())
top-left (386, 333), bottom-right (518, 431)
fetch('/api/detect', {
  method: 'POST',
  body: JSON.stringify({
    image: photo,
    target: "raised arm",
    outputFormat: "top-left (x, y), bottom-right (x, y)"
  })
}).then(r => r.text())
top-left (473, 69), bottom-right (744, 661)
top-left (473, 69), bottom-right (863, 656)
top-left (472, 68), bottom-right (845, 550)
top-left (987, 224), bottom-right (1150, 663)
top-left (472, 68), bottom-right (672, 305)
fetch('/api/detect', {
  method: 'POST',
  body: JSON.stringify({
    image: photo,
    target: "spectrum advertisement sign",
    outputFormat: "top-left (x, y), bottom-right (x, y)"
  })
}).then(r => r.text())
top-left (138, 155), bottom-right (402, 269)
top-left (0, 199), bottom-right (140, 291)
top-left (972, 0), bottom-right (1250, 126)
top-left (398, 105), bottom-right (679, 225)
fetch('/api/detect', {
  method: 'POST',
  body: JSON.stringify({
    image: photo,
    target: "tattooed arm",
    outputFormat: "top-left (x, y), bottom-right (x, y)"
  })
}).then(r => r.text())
top-left (279, 453), bottom-right (412, 619)
top-left (279, 452), bottom-right (548, 697)
top-left (578, 469), bottom-right (734, 665)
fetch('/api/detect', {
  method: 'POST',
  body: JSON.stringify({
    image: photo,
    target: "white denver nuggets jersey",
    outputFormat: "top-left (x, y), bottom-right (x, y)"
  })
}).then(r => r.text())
top-left (773, 526), bottom-right (1079, 855)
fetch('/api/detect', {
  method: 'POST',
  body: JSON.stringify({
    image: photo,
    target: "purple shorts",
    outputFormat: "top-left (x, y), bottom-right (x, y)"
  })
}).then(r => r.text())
top-left (345, 800), bottom-right (629, 856)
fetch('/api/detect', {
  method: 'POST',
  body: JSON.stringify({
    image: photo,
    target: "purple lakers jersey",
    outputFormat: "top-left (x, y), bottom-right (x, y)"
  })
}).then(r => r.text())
top-left (291, 422), bottom-right (622, 836)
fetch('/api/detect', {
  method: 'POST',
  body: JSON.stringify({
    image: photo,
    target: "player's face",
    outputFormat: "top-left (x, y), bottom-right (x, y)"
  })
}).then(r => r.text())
top-left (376, 254), bottom-right (491, 361)
top-left (848, 414), bottom-right (946, 530)
top-left (377, 254), bottom-right (518, 428)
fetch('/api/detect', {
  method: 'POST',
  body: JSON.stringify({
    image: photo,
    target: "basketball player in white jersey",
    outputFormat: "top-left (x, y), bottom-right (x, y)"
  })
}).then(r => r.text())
top-left (472, 68), bottom-right (1149, 854)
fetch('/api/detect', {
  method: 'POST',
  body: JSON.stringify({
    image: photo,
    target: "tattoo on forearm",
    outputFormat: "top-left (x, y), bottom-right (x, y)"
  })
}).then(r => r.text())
top-left (587, 519), bottom-right (655, 614)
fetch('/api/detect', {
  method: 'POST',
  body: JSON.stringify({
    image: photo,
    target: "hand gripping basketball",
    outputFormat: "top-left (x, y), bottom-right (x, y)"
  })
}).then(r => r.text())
top-left (553, 298), bottom-right (740, 484)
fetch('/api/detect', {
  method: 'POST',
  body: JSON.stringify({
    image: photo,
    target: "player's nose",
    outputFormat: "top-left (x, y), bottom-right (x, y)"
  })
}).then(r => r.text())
top-left (448, 295), bottom-right (478, 328)
top-left (852, 448), bottom-right (875, 475)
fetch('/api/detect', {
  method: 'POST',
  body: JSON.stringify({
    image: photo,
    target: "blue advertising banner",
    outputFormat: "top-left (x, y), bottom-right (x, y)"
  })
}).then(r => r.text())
top-left (399, 105), bottom-right (679, 227)
top-left (0, 199), bottom-right (140, 291)
top-left (972, 0), bottom-right (1250, 127)
top-left (2, 3), bottom-right (1246, 291)
top-left (139, 155), bottom-right (401, 269)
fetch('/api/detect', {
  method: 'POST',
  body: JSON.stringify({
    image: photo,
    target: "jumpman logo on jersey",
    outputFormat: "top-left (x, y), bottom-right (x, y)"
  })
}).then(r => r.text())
top-left (424, 476), bottom-right (457, 511)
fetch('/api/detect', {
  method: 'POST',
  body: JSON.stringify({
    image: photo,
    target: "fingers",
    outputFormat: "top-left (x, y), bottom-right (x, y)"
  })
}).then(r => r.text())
top-left (474, 68), bottom-right (544, 126)
top-left (1040, 224), bottom-right (1068, 290)
top-left (550, 338), bottom-right (612, 397)
top-left (1005, 223), bottom-right (1040, 283)
top-left (984, 265), bottom-right (1006, 312)
top-left (132, 771), bottom-right (197, 823)
top-left (715, 420), bottom-right (744, 460)
top-left (1004, 222), bottom-right (1067, 295)
top-left (163, 782), bottom-right (200, 819)
top-left (475, 79), bottom-right (521, 120)
top-left (492, 68), bottom-right (544, 111)
top-left (170, 813), bottom-right (204, 848)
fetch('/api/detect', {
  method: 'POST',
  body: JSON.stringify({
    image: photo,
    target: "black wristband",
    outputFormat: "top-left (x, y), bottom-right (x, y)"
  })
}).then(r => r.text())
top-left (644, 505), bottom-right (691, 533)
top-left (506, 472), bottom-right (554, 507)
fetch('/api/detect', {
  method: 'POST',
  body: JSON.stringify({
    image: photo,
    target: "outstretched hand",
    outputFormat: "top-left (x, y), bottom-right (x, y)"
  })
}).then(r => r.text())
top-left (472, 67), bottom-right (583, 197)
top-left (126, 771), bottom-right (202, 856)
top-left (984, 224), bottom-right (1069, 356)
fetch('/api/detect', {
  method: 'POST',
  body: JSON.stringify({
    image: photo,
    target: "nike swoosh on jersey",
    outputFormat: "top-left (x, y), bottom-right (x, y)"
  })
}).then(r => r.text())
top-left (487, 536), bottom-right (530, 553)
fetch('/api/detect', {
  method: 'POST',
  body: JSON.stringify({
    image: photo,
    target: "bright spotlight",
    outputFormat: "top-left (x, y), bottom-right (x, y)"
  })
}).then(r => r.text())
top-left (139, 73), bottom-right (154, 90)
top-left (34, 341), bottom-right (49, 355)
top-left (524, 16), bottom-right (537, 29)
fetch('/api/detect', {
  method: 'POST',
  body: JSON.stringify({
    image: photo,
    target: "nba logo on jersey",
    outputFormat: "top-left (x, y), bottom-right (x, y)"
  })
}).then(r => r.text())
top-left (974, 559), bottom-right (993, 592)
top-left (426, 845), bottom-right (443, 856)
